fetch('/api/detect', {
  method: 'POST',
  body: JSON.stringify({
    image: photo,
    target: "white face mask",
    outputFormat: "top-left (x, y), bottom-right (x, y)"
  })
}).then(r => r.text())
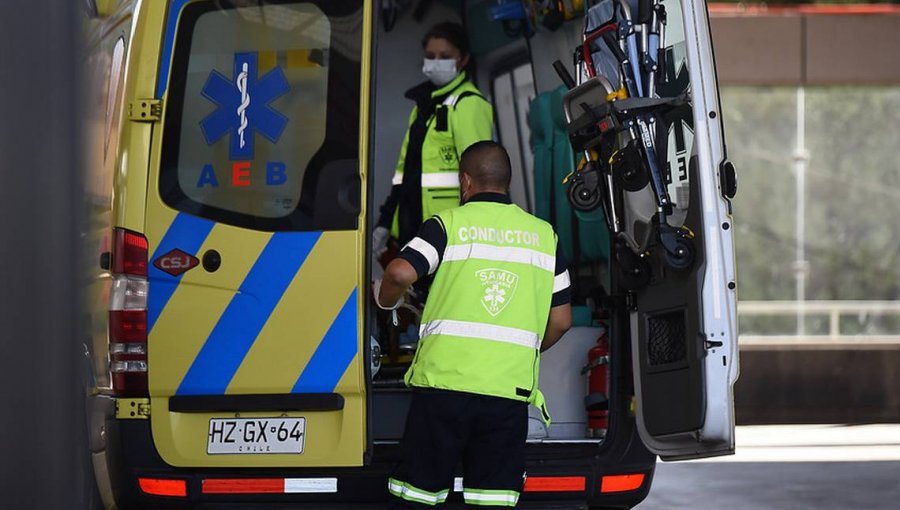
top-left (422, 58), bottom-right (458, 86)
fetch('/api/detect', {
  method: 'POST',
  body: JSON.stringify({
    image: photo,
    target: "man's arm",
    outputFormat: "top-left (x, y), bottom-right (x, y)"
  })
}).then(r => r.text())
top-left (541, 238), bottom-right (572, 352)
top-left (375, 216), bottom-right (447, 307)
top-left (377, 258), bottom-right (419, 308)
top-left (542, 304), bottom-right (572, 352)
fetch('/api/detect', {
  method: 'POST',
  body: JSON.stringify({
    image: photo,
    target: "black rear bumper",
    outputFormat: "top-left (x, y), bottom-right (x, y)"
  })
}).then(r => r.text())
top-left (103, 417), bottom-right (654, 509)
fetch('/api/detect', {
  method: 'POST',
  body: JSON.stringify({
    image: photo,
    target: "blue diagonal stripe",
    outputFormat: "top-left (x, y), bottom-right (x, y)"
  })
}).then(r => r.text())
top-left (293, 288), bottom-right (359, 393)
top-left (177, 232), bottom-right (321, 396)
top-left (148, 213), bottom-right (215, 332)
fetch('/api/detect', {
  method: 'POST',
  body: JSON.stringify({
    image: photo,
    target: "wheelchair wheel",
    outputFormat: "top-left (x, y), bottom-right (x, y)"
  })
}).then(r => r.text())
top-left (568, 179), bottom-right (603, 212)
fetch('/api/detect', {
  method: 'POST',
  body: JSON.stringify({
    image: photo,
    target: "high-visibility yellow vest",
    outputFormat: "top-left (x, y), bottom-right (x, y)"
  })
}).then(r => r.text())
top-left (405, 200), bottom-right (557, 423)
top-left (391, 72), bottom-right (493, 238)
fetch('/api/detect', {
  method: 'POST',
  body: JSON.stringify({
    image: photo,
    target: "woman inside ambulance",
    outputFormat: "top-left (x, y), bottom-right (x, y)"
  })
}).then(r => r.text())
top-left (372, 22), bottom-right (494, 259)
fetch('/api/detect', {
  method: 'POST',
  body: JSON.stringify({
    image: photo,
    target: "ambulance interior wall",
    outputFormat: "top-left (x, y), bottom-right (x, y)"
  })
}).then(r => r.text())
top-left (370, 11), bottom-right (599, 441)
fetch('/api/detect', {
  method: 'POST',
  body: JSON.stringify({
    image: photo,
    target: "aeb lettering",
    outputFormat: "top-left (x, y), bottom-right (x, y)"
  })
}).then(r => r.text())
top-left (196, 161), bottom-right (287, 188)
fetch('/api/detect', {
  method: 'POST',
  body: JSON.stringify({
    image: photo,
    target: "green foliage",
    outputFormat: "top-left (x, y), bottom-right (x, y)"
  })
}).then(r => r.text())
top-left (722, 87), bottom-right (798, 302)
top-left (803, 87), bottom-right (900, 301)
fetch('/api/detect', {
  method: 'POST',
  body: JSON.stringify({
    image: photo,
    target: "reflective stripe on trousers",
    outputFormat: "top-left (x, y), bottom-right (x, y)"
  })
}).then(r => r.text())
top-left (463, 488), bottom-right (521, 506)
top-left (388, 477), bottom-right (450, 506)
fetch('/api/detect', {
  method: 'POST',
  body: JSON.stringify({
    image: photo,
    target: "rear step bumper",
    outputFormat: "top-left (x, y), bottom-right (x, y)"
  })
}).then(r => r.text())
top-left (197, 503), bottom-right (593, 509)
top-left (103, 419), bottom-right (655, 509)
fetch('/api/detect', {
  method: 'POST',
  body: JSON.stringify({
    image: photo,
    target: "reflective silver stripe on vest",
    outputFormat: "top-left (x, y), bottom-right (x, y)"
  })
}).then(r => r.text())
top-left (392, 171), bottom-right (459, 188)
top-left (404, 236), bottom-right (440, 275)
top-left (421, 172), bottom-right (459, 188)
top-left (420, 319), bottom-right (541, 350)
top-left (553, 270), bottom-right (571, 293)
top-left (443, 243), bottom-right (554, 272)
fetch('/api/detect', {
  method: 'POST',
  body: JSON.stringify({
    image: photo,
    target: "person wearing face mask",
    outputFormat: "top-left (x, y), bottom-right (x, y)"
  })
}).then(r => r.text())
top-left (373, 22), bottom-right (494, 261)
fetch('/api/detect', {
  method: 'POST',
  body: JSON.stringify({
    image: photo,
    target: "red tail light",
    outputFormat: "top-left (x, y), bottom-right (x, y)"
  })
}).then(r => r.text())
top-left (113, 228), bottom-right (149, 276)
top-left (600, 473), bottom-right (646, 493)
top-left (523, 476), bottom-right (586, 492)
top-left (138, 478), bottom-right (187, 497)
top-left (109, 228), bottom-right (149, 397)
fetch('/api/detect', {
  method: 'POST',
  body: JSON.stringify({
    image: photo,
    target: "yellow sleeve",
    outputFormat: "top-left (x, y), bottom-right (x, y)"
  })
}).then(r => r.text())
top-left (451, 95), bottom-right (494, 157)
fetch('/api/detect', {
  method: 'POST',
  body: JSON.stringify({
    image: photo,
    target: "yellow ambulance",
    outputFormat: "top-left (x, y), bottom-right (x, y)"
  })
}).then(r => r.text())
top-left (82, 0), bottom-right (738, 508)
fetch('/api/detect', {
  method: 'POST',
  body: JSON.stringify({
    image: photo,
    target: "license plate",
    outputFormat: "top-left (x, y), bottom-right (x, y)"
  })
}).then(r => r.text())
top-left (207, 417), bottom-right (306, 455)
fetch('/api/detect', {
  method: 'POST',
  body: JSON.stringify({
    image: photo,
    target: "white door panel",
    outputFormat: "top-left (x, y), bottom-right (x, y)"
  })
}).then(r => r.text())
top-left (629, 0), bottom-right (738, 460)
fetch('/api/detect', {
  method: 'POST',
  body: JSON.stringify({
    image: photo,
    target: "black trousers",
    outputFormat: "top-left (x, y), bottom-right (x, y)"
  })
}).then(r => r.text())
top-left (388, 388), bottom-right (528, 508)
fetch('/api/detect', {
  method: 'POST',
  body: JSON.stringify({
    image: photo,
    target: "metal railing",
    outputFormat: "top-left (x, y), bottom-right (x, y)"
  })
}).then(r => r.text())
top-left (738, 300), bottom-right (900, 345)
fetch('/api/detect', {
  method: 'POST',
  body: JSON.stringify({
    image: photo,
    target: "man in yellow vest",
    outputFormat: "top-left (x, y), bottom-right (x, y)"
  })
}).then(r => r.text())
top-left (376, 141), bottom-right (573, 508)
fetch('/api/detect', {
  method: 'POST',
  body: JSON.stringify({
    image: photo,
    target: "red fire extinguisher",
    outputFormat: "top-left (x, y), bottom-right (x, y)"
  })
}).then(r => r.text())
top-left (583, 325), bottom-right (610, 438)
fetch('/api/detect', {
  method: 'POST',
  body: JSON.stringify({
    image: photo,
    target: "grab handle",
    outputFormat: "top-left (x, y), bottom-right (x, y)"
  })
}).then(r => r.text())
top-left (553, 60), bottom-right (576, 90)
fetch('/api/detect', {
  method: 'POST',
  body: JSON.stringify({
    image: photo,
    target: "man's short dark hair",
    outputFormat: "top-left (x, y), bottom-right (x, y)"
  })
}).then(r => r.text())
top-left (459, 141), bottom-right (512, 190)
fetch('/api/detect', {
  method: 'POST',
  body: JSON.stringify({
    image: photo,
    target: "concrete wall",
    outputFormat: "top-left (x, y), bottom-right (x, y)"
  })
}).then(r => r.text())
top-left (710, 13), bottom-right (900, 85)
top-left (736, 344), bottom-right (900, 424)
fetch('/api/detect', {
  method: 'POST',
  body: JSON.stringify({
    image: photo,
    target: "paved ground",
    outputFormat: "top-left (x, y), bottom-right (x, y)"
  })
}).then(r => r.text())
top-left (639, 425), bottom-right (900, 509)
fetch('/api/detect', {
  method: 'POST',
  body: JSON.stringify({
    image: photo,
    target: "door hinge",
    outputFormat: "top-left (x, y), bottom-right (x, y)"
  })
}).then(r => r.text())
top-left (116, 398), bottom-right (150, 419)
top-left (128, 99), bottom-right (161, 122)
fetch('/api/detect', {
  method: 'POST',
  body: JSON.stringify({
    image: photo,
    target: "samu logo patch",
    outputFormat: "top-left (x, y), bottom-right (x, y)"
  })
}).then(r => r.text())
top-left (476, 269), bottom-right (519, 317)
top-left (439, 145), bottom-right (456, 164)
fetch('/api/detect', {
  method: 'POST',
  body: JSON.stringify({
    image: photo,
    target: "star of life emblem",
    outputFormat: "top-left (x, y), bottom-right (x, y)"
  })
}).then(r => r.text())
top-left (440, 145), bottom-right (456, 164)
top-left (200, 52), bottom-right (290, 160)
top-left (476, 269), bottom-right (519, 317)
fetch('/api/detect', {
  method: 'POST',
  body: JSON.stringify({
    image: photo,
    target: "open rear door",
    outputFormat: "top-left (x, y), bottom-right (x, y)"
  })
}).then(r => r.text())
top-left (146, 0), bottom-right (370, 468)
top-left (628, 0), bottom-right (739, 460)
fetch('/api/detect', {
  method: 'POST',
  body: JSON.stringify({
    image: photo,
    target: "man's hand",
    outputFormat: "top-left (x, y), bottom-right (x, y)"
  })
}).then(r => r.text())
top-left (376, 258), bottom-right (419, 309)
top-left (372, 278), bottom-right (403, 311)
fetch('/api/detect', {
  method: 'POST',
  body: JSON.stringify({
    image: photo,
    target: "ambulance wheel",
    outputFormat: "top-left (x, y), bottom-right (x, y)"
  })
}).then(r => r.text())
top-left (569, 180), bottom-right (602, 211)
top-left (665, 238), bottom-right (694, 270)
top-left (615, 162), bottom-right (650, 192)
